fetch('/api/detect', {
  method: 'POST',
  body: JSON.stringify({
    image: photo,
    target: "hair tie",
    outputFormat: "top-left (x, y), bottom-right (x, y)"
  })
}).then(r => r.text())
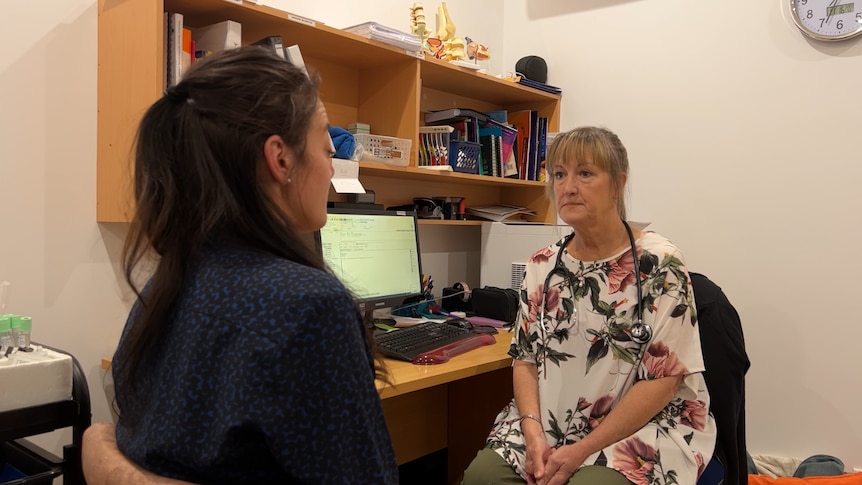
top-left (163, 86), bottom-right (187, 103)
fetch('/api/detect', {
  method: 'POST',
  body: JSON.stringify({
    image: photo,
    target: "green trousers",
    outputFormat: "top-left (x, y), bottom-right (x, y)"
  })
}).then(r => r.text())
top-left (462, 448), bottom-right (633, 485)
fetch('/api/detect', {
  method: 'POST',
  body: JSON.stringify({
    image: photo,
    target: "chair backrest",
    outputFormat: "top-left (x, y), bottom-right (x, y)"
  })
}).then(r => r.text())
top-left (691, 272), bottom-right (751, 485)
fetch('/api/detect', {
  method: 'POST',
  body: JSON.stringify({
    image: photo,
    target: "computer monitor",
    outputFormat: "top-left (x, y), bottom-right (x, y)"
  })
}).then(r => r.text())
top-left (315, 207), bottom-right (423, 319)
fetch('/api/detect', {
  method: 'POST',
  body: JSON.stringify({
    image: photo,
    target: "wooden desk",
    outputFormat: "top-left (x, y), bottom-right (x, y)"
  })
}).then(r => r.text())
top-left (377, 334), bottom-right (514, 484)
top-left (101, 333), bottom-right (514, 484)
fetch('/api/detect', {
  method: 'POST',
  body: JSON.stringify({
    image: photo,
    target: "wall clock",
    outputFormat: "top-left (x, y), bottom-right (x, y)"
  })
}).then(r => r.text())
top-left (790, 0), bottom-right (862, 41)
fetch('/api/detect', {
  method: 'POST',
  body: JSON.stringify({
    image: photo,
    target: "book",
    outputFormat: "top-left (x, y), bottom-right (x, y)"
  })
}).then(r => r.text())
top-left (164, 12), bottom-right (184, 87)
top-left (484, 110), bottom-right (508, 124)
top-left (479, 134), bottom-right (494, 176)
top-left (502, 140), bottom-right (518, 178)
top-left (193, 20), bottom-right (242, 53)
top-left (465, 205), bottom-right (537, 223)
top-left (181, 28), bottom-right (192, 72)
top-left (425, 108), bottom-right (490, 125)
top-left (495, 123), bottom-right (517, 174)
top-left (537, 117), bottom-right (549, 181)
top-left (507, 110), bottom-right (533, 180)
top-left (342, 22), bottom-right (421, 52)
top-left (492, 135), bottom-right (503, 177)
top-left (284, 44), bottom-right (308, 76)
top-left (517, 78), bottom-right (562, 95)
top-left (253, 35), bottom-right (286, 59)
top-left (526, 110), bottom-right (539, 180)
top-left (162, 13), bottom-right (168, 88)
top-left (448, 119), bottom-right (474, 143)
top-left (194, 49), bottom-right (213, 63)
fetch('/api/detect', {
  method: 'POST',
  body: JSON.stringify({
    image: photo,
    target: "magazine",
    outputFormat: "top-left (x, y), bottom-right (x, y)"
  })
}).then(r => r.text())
top-left (465, 204), bottom-right (537, 222)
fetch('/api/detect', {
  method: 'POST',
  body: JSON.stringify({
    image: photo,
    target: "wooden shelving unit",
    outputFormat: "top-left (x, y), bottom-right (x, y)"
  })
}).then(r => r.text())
top-left (97, 0), bottom-right (561, 224)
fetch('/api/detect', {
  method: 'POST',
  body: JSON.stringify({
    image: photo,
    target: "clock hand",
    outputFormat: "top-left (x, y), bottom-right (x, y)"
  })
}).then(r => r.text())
top-left (825, 0), bottom-right (839, 25)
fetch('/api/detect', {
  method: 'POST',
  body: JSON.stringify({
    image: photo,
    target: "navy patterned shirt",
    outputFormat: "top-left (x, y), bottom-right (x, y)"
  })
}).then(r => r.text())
top-left (114, 241), bottom-right (398, 484)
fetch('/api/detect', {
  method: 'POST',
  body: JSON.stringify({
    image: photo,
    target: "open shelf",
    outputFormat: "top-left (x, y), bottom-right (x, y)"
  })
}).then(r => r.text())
top-left (358, 161), bottom-right (547, 188)
top-left (97, 0), bottom-right (561, 224)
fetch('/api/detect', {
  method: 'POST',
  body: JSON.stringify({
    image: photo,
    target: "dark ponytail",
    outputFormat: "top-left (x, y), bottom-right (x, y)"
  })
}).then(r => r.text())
top-left (116, 47), bottom-right (325, 405)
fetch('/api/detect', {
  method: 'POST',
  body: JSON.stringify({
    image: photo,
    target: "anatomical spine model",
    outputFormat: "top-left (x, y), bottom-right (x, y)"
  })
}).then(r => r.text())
top-left (414, 2), bottom-right (465, 61)
top-left (412, 2), bottom-right (490, 64)
top-left (410, 3), bottom-right (431, 51)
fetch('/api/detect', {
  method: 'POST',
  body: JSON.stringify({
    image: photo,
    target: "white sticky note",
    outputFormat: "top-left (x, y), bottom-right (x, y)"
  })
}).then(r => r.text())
top-left (330, 158), bottom-right (366, 194)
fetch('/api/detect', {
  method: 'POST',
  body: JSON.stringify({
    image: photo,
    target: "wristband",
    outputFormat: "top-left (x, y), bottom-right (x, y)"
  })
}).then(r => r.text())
top-left (519, 414), bottom-right (542, 426)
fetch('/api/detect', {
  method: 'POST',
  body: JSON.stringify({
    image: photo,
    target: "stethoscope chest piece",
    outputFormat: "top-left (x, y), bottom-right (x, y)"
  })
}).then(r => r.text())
top-left (630, 320), bottom-right (652, 345)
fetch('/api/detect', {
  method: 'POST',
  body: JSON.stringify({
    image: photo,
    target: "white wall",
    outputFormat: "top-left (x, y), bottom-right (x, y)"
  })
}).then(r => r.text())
top-left (0, 0), bottom-right (132, 457)
top-left (0, 0), bottom-right (497, 464)
top-left (2, 0), bottom-right (859, 474)
top-left (504, 0), bottom-right (862, 469)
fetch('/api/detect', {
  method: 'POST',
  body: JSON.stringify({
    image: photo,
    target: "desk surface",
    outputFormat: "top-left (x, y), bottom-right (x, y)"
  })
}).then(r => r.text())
top-left (100, 330), bottom-right (514, 400)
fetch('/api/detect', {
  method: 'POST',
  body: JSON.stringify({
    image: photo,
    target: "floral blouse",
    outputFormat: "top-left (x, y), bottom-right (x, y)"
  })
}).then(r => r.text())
top-left (486, 232), bottom-right (717, 485)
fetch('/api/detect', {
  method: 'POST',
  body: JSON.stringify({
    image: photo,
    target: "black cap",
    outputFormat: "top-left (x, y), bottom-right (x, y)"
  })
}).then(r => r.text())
top-left (515, 56), bottom-right (547, 84)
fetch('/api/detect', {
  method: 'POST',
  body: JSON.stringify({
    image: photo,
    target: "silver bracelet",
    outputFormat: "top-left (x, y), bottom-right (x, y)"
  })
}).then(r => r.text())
top-left (519, 414), bottom-right (542, 426)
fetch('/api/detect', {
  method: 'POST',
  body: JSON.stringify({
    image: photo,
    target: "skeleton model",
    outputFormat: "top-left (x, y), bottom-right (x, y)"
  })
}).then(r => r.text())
top-left (410, 2), bottom-right (431, 49)
top-left (411, 2), bottom-right (489, 63)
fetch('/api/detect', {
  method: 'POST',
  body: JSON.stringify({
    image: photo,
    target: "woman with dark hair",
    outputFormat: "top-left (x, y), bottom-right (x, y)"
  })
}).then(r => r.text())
top-left (111, 46), bottom-right (397, 484)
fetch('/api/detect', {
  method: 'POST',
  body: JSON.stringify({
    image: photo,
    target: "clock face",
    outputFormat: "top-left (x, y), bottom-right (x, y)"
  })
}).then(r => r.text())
top-left (791, 0), bottom-right (862, 41)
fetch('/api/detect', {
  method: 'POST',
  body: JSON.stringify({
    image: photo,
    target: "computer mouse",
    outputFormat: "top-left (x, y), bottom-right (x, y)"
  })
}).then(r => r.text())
top-left (446, 317), bottom-right (474, 330)
top-left (472, 325), bottom-right (498, 335)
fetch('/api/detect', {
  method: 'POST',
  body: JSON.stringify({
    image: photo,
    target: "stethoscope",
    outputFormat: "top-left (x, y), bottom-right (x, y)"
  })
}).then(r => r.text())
top-left (538, 219), bottom-right (653, 370)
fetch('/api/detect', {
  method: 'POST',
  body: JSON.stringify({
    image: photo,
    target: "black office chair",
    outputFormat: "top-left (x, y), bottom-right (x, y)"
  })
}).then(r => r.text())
top-left (691, 273), bottom-right (750, 485)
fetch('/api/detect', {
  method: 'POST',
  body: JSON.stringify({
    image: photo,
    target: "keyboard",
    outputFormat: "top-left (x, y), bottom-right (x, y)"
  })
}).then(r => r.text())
top-left (375, 321), bottom-right (496, 365)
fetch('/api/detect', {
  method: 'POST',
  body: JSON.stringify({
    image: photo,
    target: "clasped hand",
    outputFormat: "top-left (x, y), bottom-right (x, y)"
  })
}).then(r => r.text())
top-left (525, 441), bottom-right (589, 485)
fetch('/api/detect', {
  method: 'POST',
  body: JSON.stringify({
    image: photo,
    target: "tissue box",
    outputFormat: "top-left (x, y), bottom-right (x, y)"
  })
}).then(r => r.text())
top-left (0, 347), bottom-right (73, 412)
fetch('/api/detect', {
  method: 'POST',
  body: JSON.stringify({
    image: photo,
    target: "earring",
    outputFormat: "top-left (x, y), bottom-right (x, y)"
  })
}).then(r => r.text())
top-left (281, 158), bottom-right (291, 183)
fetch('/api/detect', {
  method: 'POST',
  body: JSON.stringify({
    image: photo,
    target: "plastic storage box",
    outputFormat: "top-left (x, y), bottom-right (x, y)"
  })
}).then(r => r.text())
top-left (0, 347), bottom-right (73, 413)
top-left (449, 140), bottom-right (481, 174)
top-left (342, 22), bottom-right (422, 52)
top-left (355, 134), bottom-right (412, 166)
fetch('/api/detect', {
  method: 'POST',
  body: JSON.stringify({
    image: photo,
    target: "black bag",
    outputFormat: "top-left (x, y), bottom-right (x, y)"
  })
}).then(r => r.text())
top-left (471, 286), bottom-right (519, 324)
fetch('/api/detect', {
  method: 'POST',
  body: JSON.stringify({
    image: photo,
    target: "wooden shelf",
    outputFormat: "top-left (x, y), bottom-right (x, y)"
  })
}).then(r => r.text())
top-left (358, 161), bottom-right (546, 188)
top-left (418, 219), bottom-right (483, 226)
top-left (166, 0), bottom-right (414, 68)
top-left (97, 0), bottom-right (561, 224)
top-left (420, 56), bottom-right (559, 108)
